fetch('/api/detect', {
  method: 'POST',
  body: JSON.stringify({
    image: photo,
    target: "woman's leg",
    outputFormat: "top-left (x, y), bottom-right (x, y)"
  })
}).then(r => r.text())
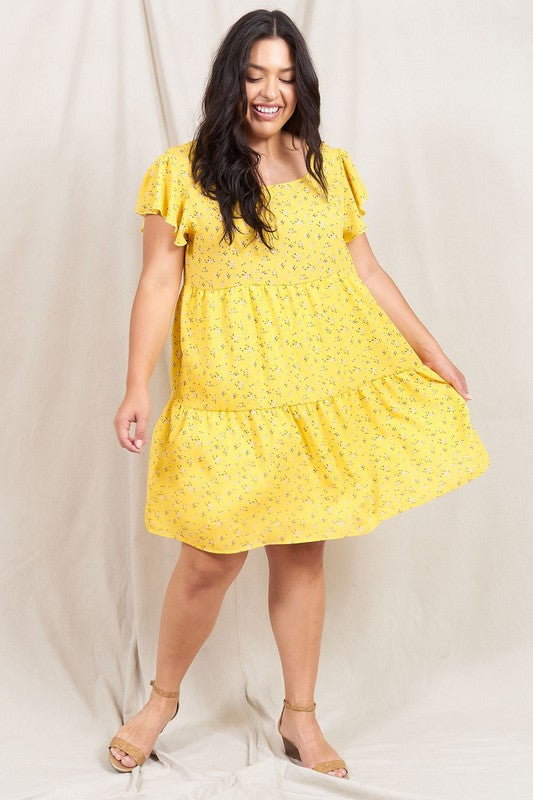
top-left (264, 541), bottom-right (347, 778)
top-left (110, 542), bottom-right (248, 768)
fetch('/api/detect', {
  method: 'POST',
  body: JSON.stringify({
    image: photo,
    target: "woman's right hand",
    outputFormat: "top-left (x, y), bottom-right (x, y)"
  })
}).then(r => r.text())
top-left (114, 386), bottom-right (152, 453)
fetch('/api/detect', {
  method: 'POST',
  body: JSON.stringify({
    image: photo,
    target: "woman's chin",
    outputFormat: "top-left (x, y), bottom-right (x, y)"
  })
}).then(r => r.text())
top-left (244, 114), bottom-right (292, 139)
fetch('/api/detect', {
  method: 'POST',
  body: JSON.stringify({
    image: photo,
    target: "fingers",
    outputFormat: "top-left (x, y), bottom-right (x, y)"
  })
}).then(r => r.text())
top-left (114, 414), bottom-right (149, 453)
top-left (113, 389), bottom-right (151, 453)
top-left (450, 368), bottom-right (472, 402)
top-left (454, 379), bottom-right (472, 402)
top-left (460, 375), bottom-right (472, 401)
top-left (134, 421), bottom-right (147, 449)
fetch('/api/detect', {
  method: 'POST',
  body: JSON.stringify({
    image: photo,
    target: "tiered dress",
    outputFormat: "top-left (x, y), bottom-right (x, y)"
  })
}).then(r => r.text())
top-left (135, 140), bottom-right (490, 553)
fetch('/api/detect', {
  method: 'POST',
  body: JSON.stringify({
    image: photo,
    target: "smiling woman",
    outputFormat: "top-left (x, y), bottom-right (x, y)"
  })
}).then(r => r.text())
top-left (110, 6), bottom-right (490, 784)
top-left (187, 11), bottom-right (328, 249)
top-left (245, 49), bottom-right (296, 123)
top-left (242, 40), bottom-right (306, 184)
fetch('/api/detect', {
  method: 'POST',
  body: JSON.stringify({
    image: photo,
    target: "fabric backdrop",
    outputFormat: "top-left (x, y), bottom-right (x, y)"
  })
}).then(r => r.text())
top-left (1, 1), bottom-right (531, 798)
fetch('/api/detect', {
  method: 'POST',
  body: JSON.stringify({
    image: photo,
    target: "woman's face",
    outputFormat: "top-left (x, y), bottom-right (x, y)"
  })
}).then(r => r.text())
top-left (243, 37), bottom-right (297, 140)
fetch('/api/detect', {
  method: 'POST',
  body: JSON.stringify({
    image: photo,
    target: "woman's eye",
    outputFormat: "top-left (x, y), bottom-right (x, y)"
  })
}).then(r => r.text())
top-left (245, 77), bottom-right (296, 84)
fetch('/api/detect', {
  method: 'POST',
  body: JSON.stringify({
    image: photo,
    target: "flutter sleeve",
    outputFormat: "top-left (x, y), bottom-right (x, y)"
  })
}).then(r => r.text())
top-left (337, 148), bottom-right (368, 242)
top-left (135, 148), bottom-right (190, 246)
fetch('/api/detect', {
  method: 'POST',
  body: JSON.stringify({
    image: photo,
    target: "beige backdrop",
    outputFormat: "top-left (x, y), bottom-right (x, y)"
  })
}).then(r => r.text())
top-left (1, 1), bottom-right (531, 798)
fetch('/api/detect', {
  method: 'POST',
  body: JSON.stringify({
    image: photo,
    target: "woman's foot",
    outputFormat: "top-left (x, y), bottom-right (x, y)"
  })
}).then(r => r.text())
top-left (109, 686), bottom-right (179, 769)
top-left (279, 705), bottom-right (347, 778)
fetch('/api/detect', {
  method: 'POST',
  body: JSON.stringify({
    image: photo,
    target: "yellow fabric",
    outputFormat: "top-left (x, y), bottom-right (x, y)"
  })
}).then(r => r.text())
top-left (135, 141), bottom-right (490, 553)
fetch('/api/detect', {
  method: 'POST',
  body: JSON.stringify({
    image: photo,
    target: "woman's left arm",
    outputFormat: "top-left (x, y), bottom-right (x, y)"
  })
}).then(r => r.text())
top-left (346, 234), bottom-right (472, 402)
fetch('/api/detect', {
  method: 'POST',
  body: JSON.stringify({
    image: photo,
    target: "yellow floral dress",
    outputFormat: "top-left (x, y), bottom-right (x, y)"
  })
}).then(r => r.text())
top-left (135, 140), bottom-right (490, 553)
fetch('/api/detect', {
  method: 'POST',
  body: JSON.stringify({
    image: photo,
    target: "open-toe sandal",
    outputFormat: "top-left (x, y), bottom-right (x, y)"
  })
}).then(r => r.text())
top-left (278, 698), bottom-right (348, 779)
top-left (108, 679), bottom-right (180, 772)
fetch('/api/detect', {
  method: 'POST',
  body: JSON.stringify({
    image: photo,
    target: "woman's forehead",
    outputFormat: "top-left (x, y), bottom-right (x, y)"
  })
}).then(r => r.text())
top-left (248, 37), bottom-right (294, 64)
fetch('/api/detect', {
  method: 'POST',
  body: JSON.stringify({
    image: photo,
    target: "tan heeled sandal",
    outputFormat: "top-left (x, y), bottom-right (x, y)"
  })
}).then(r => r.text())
top-left (108, 679), bottom-right (180, 772)
top-left (278, 699), bottom-right (349, 778)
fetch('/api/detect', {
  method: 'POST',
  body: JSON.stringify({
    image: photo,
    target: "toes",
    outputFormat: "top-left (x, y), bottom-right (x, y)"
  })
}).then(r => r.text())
top-left (109, 747), bottom-right (136, 768)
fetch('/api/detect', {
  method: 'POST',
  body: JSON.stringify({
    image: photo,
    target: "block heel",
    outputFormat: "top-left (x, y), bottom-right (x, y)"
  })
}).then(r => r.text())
top-left (277, 698), bottom-right (348, 778)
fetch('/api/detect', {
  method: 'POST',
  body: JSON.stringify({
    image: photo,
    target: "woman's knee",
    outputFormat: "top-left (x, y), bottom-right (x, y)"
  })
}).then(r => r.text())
top-left (266, 540), bottom-right (325, 572)
top-left (180, 543), bottom-right (248, 591)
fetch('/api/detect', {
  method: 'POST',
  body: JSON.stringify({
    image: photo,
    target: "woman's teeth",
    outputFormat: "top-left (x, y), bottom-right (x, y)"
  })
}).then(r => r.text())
top-left (253, 105), bottom-right (281, 117)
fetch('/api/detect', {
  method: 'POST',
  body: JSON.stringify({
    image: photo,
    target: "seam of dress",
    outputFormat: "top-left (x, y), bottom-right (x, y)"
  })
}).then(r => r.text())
top-left (167, 364), bottom-right (445, 414)
top-left (162, 149), bottom-right (192, 244)
top-left (182, 265), bottom-right (354, 293)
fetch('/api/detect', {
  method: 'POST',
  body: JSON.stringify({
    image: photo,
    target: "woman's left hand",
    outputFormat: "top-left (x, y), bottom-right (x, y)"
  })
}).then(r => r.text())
top-left (421, 351), bottom-right (472, 402)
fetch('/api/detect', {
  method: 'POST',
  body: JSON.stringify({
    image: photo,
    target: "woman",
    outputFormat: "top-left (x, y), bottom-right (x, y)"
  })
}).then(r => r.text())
top-left (109, 8), bottom-right (490, 780)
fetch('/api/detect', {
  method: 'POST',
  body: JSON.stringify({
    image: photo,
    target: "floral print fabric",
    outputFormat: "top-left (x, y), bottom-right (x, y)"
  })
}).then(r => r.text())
top-left (135, 141), bottom-right (490, 553)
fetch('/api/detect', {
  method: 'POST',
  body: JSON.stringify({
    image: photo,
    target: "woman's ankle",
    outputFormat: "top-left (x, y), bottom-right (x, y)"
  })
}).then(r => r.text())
top-left (147, 689), bottom-right (179, 712)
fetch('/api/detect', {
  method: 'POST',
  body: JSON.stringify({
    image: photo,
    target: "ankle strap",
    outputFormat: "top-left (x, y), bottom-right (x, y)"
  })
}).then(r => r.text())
top-left (283, 698), bottom-right (316, 712)
top-left (150, 679), bottom-right (179, 698)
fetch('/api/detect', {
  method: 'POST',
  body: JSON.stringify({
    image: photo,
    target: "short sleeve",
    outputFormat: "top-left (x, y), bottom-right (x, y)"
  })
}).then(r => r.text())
top-left (337, 148), bottom-right (368, 242)
top-left (135, 148), bottom-right (190, 247)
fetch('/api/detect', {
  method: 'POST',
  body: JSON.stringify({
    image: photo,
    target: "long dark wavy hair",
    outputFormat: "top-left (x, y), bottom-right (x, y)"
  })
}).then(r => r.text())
top-left (190, 9), bottom-right (328, 250)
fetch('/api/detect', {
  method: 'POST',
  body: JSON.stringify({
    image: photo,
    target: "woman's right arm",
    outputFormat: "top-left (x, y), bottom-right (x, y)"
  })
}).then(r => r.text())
top-left (114, 213), bottom-right (186, 453)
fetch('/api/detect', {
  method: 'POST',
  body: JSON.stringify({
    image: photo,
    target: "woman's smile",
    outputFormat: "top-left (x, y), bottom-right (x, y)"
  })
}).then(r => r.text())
top-left (252, 104), bottom-right (283, 120)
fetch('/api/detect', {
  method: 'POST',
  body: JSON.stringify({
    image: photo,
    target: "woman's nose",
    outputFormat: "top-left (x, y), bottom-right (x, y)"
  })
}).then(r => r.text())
top-left (261, 79), bottom-right (278, 100)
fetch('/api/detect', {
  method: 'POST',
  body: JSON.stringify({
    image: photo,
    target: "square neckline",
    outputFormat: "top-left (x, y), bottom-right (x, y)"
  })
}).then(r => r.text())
top-left (262, 141), bottom-right (325, 188)
top-left (264, 173), bottom-right (309, 189)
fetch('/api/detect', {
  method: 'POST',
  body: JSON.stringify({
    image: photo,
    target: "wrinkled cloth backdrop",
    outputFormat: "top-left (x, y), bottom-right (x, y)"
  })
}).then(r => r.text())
top-left (1, 1), bottom-right (531, 799)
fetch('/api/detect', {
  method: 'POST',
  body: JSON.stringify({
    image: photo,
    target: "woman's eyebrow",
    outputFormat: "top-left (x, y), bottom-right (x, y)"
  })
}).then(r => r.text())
top-left (247, 63), bottom-right (295, 72)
